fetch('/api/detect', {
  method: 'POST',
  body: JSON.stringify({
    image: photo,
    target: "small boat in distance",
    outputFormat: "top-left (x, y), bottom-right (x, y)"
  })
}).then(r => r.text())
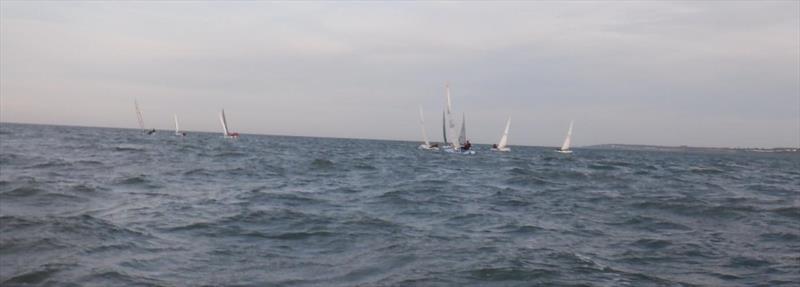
top-left (556, 120), bottom-right (574, 154)
top-left (134, 99), bottom-right (156, 135)
top-left (418, 106), bottom-right (439, 150)
top-left (174, 114), bottom-right (186, 136)
top-left (492, 117), bottom-right (511, 152)
top-left (219, 109), bottom-right (240, 138)
top-left (442, 84), bottom-right (474, 155)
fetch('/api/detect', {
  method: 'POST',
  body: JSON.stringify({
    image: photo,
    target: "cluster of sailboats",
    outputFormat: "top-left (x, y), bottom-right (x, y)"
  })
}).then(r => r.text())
top-left (134, 100), bottom-right (239, 139)
top-left (417, 84), bottom-right (574, 154)
top-left (135, 83), bottom-right (575, 153)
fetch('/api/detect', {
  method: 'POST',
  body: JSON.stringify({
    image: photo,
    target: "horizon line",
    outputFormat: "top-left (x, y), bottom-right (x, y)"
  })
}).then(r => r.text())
top-left (2, 120), bottom-right (797, 150)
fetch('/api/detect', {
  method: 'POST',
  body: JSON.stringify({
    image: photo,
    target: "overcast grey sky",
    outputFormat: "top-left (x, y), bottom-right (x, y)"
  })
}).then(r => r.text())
top-left (1, 1), bottom-right (798, 148)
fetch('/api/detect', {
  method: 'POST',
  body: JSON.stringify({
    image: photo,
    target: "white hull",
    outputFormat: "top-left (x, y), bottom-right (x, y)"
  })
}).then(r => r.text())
top-left (556, 149), bottom-right (572, 154)
top-left (491, 147), bottom-right (511, 152)
top-left (418, 144), bottom-right (440, 151)
top-left (443, 148), bottom-right (476, 155)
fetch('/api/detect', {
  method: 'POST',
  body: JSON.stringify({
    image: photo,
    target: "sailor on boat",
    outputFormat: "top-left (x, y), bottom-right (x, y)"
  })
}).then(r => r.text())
top-left (146, 128), bottom-right (156, 135)
top-left (461, 140), bottom-right (472, 151)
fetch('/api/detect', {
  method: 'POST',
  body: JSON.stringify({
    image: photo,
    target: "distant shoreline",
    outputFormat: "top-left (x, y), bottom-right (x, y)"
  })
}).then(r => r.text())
top-left (585, 144), bottom-right (799, 154)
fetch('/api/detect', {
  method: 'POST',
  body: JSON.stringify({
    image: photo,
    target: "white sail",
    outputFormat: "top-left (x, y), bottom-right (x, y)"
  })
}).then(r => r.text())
top-left (134, 99), bottom-right (146, 131)
top-left (442, 109), bottom-right (448, 146)
top-left (560, 120), bottom-right (574, 151)
top-left (497, 117), bottom-right (511, 149)
top-left (444, 84), bottom-right (459, 149)
top-left (419, 106), bottom-right (431, 147)
top-left (174, 114), bottom-right (181, 135)
top-left (458, 113), bottom-right (467, 145)
top-left (219, 109), bottom-right (229, 136)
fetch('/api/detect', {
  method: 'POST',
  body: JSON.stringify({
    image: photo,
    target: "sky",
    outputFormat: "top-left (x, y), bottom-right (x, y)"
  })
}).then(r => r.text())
top-left (1, 1), bottom-right (798, 148)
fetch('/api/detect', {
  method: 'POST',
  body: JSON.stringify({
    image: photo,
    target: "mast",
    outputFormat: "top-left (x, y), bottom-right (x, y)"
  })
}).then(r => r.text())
top-left (458, 113), bottom-right (467, 145)
top-left (442, 110), bottom-right (448, 146)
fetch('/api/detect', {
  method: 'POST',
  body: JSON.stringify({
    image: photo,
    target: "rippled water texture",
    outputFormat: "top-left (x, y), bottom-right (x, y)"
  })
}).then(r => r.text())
top-left (1, 123), bottom-right (798, 286)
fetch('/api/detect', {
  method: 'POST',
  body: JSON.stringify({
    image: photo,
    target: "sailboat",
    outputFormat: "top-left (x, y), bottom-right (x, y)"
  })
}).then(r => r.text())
top-left (444, 83), bottom-right (459, 152)
top-left (442, 84), bottom-right (474, 154)
top-left (219, 109), bottom-right (240, 138)
top-left (174, 114), bottom-right (186, 136)
top-left (492, 117), bottom-right (511, 152)
top-left (556, 120), bottom-right (574, 153)
top-left (418, 106), bottom-right (439, 150)
top-left (134, 99), bottom-right (155, 135)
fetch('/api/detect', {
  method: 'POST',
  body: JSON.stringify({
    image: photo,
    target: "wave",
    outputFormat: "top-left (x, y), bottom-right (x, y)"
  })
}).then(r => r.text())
top-left (183, 168), bottom-right (212, 177)
top-left (310, 158), bottom-right (335, 170)
top-left (770, 206), bottom-right (800, 220)
top-left (28, 159), bottom-right (72, 169)
top-left (0, 237), bottom-right (70, 254)
top-left (76, 269), bottom-right (164, 286)
top-left (630, 238), bottom-right (673, 249)
top-left (114, 145), bottom-right (145, 152)
top-left (588, 163), bottom-right (617, 170)
top-left (689, 166), bottom-right (725, 174)
top-left (465, 267), bottom-right (558, 281)
top-left (213, 151), bottom-right (248, 158)
top-left (1, 263), bottom-right (78, 286)
top-left (113, 175), bottom-right (160, 189)
top-left (265, 230), bottom-right (334, 240)
top-left (1, 186), bottom-right (47, 197)
top-left (725, 256), bottom-right (773, 268)
top-left (69, 184), bottom-right (105, 194)
top-left (759, 232), bottom-right (800, 242)
top-left (615, 215), bottom-right (692, 231)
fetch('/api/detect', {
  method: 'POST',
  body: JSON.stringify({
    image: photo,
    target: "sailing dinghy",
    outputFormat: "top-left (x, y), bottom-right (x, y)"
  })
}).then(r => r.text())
top-left (417, 106), bottom-right (439, 150)
top-left (556, 120), bottom-right (574, 153)
top-left (492, 117), bottom-right (511, 152)
top-left (219, 109), bottom-right (240, 138)
top-left (134, 99), bottom-right (156, 135)
top-left (441, 84), bottom-right (475, 155)
top-left (174, 114), bottom-right (186, 136)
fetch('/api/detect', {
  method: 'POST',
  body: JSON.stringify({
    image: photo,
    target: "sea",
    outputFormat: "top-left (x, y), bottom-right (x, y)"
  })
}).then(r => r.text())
top-left (0, 123), bottom-right (798, 286)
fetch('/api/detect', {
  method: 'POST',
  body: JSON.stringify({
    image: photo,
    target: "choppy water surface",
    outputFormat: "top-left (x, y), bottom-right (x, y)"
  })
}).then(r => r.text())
top-left (1, 123), bottom-right (798, 286)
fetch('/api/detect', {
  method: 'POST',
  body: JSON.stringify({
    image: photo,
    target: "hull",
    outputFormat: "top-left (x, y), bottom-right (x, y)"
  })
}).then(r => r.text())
top-left (418, 144), bottom-right (440, 151)
top-left (556, 149), bottom-right (572, 154)
top-left (491, 147), bottom-right (511, 152)
top-left (444, 148), bottom-right (475, 155)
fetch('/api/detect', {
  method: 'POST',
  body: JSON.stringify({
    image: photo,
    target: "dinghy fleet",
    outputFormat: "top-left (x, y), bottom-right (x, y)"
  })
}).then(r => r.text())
top-left (418, 84), bottom-right (575, 155)
top-left (133, 100), bottom-right (238, 139)
top-left (134, 82), bottom-right (575, 153)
